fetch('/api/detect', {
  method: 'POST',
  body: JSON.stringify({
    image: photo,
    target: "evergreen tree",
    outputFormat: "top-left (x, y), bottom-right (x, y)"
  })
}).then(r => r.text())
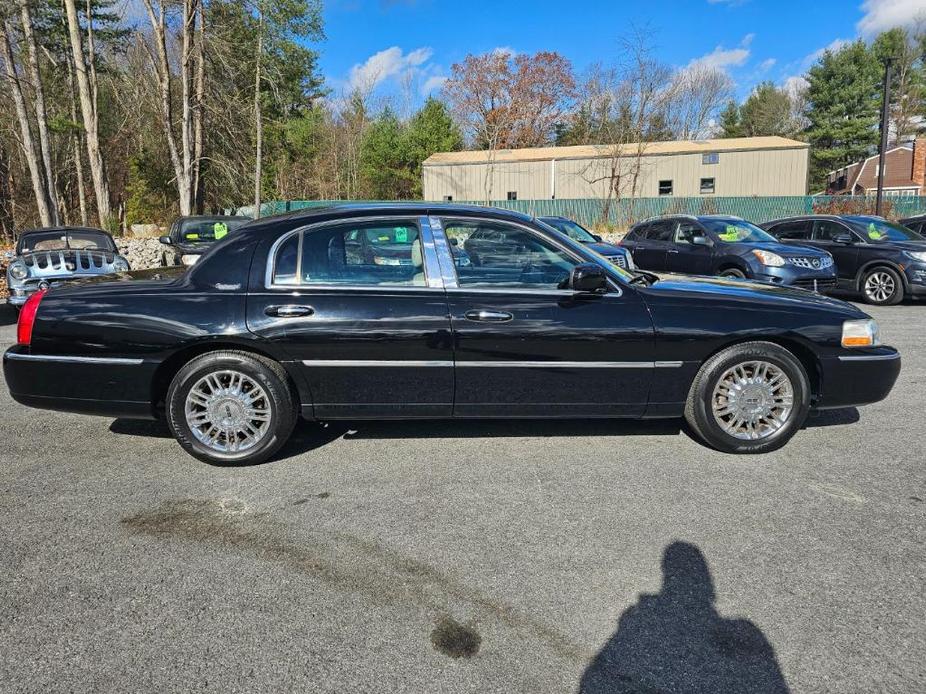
top-left (804, 41), bottom-right (882, 189)
top-left (403, 98), bottom-right (463, 197)
top-left (718, 100), bottom-right (742, 138)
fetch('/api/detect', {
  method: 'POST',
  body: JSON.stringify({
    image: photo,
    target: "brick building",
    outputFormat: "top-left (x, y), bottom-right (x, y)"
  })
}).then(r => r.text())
top-left (825, 137), bottom-right (926, 196)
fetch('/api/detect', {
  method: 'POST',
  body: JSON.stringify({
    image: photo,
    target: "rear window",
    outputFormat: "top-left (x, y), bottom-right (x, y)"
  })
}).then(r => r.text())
top-left (19, 229), bottom-right (114, 253)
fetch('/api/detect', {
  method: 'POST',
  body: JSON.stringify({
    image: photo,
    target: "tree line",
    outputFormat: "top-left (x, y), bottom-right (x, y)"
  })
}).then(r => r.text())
top-left (1, 4), bottom-right (924, 237)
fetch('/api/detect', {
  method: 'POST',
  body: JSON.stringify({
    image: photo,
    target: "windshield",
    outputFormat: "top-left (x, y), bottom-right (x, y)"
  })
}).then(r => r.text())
top-left (846, 217), bottom-right (925, 243)
top-left (701, 219), bottom-right (777, 244)
top-left (542, 218), bottom-right (597, 243)
top-left (178, 218), bottom-right (247, 243)
top-left (19, 229), bottom-right (114, 253)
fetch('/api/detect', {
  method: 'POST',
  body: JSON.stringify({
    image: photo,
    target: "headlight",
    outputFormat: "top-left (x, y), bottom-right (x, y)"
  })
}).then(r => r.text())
top-left (8, 260), bottom-right (28, 281)
top-left (180, 254), bottom-right (199, 266)
top-left (112, 257), bottom-right (130, 272)
top-left (842, 319), bottom-right (881, 348)
top-left (904, 251), bottom-right (926, 263)
top-left (751, 249), bottom-right (785, 267)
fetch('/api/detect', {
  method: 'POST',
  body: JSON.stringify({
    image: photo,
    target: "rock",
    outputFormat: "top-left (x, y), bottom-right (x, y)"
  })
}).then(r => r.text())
top-left (116, 238), bottom-right (172, 270)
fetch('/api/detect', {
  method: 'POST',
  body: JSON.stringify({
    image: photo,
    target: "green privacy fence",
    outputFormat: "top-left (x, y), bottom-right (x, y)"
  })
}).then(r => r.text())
top-left (234, 195), bottom-right (926, 230)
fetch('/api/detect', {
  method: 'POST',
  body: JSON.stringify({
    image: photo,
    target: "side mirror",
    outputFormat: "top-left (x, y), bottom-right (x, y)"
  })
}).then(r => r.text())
top-left (692, 236), bottom-right (712, 246)
top-left (565, 263), bottom-right (608, 293)
top-left (833, 233), bottom-right (854, 244)
top-left (591, 234), bottom-right (602, 242)
top-left (158, 235), bottom-right (172, 245)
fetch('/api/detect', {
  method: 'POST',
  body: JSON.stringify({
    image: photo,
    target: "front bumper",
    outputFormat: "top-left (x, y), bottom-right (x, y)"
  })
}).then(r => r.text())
top-left (902, 262), bottom-right (926, 295)
top-left (816, 347), bottom-right (901, 409)
top-left (751, 264), bottom-right (837, 292)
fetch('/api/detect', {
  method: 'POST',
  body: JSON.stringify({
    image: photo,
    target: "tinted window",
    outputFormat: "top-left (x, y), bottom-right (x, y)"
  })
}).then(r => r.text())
top-left (19, 229), bottom-right (114, 253)
top-left (813, 220), bottom-right (854, 242)
top-left (452, 220), bottom-right (580, 289)
top-left (674, 221), bottom-right (704, 245)
top-left (768, 221), bottom-right (811, 240)
top-left (646, 221), bottom-right (673, 242)
top-left (272, 220), bottom-right (426, 287)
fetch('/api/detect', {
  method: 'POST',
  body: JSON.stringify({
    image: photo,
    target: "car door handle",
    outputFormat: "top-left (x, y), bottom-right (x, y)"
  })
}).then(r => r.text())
top-left (265, 304), bottom-right (314, 317)
top-left (465, 309), bottom-right (513, 322)
top-left (668, 248), bottom-right (679, 254)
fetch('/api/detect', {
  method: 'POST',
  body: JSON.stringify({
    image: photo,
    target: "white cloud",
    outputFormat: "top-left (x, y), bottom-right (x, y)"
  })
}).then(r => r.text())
top-left (858, 0), bottom-right (926, 35)
top-left (421, 75), bottom-right (448, 95)
top-left (347, 46), bottom-right (433, 93)
top-left (687, 35), bottom-right (753, 72)
top-left (491, 46), bottom-right (518, 58)
top-left (803, 38), bottom-right (851, 67)
top-left (758, 58), bottom-right (777, 72)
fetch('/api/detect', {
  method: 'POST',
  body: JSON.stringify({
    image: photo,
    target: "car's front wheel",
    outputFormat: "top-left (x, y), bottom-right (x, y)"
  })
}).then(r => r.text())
top-left (861, 266), bottom-right (903, 305)
top-left (719, 267), bottom-right (747, 279)
top-left (166, 351), bottom-right (297, 465)
top-left (685, 341), bottom-right (810, 454)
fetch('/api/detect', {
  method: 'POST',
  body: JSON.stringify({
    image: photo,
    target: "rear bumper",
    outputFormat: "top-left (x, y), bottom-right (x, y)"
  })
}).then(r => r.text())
top-left (816, 348), bottom-right (901, 409)
top-left (3, 346), bottom-right (158, 419)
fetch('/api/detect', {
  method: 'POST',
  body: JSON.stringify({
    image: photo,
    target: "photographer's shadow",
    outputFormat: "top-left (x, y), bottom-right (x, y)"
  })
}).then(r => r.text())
top-left (580, 541), bottom-right (789, 694)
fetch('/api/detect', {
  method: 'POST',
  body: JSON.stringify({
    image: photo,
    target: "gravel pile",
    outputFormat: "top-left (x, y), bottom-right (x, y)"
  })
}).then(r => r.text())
top-left (116, 238), bottom-right (171, 270)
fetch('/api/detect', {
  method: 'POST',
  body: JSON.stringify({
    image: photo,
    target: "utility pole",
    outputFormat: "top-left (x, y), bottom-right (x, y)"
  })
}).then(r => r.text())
top-left (875, 57), bottom-right (892, 216)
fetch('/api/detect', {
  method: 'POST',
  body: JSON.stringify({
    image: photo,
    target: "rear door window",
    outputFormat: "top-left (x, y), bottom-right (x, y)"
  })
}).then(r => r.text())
top-left (769, 220), bottom-right (811, 240)
top-left (646, 221), bottom-right (673, 242)
top-left (813, 220), bottom-right (854, 242)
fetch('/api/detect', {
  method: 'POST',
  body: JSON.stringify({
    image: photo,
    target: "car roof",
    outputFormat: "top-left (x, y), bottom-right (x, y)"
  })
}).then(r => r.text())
top-left (240, 202), bottom-right (537, 233)
top-left (631, 214), bottom-right (743, 227)
top-left (175, 215), bottom-right (251, 222)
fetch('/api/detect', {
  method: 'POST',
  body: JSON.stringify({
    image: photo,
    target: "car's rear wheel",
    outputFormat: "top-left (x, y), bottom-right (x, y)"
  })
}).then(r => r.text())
top-left (861, 267), bottom-right (903, 305)
top-left (685, 342), bottom-right (810, 454)
top-left (166, 351), bottom-right (296, 465)
top-left (719, 267), bottom-right (747, 279)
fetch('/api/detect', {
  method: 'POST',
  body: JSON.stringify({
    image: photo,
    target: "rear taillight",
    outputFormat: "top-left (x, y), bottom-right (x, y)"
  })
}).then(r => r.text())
top-left (17, 289), bottom-right (47, 346)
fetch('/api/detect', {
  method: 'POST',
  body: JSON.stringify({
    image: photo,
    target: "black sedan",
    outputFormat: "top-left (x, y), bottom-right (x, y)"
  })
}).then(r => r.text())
top-left (4, 204), bottom-right (900, 465)
top-left (762, 215), bottom-right (926, 305)
top-left (159, 215), bottom-right (251, 267)
top-left (621, 215), bottom-right (837, 291)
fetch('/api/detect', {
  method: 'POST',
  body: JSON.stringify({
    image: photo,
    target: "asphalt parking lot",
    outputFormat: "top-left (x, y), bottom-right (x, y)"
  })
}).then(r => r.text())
top-left (0, 297), bottom-right (923, 693)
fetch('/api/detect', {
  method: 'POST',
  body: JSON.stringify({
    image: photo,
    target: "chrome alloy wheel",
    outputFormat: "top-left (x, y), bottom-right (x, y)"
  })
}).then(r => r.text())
top-left (711, 361), bottom-right (794, 441)
top-left (184, 370), bottom-right (271, 453)
top-left (864, 271), bottom-right (896, 303)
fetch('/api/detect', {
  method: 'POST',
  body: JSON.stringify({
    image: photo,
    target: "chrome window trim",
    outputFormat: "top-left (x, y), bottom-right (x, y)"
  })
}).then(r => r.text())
top-left (431, 215), bottom-right (624, 297)
top-left (427, 216), bottom-right (460, 289)
top-left (264, 215), bottom-right (437, 291)
top-left (837, 353), bottom-right (900, 362)
top-left (417, 216), bottom-right (445, 289)
top-left (5, 353), bottom-right (144, 365)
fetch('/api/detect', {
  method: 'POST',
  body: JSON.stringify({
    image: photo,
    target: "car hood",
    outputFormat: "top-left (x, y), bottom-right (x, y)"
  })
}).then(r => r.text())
top-left (585, 241), bottom-right (625, 256)
top-left (642, 273), bottom-right (866, 317)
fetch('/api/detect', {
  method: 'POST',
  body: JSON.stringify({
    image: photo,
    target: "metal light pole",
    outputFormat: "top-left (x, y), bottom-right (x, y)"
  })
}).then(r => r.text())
top-left (875, 57), bottom-right (892, 216)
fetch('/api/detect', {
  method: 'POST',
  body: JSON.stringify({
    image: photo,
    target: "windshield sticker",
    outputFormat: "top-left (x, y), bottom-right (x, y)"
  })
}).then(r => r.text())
top-left (394, 227), bottom-right (408, 243)
top-left (186, 232), bottom-right (200, 240)
top-left (867, 223), bottom-right (884, 240)
top-left (718, 225), bottom-right (742, 242)
top-left (213, 222), bottom-right (228, 240)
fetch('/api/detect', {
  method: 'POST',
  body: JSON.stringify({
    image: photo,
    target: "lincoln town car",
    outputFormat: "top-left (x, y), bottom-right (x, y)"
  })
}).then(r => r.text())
top-left (3, 204), bottom-right (900, 465)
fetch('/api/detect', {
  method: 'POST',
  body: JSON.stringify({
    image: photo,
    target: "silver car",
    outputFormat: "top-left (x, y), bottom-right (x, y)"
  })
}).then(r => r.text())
top-left (5, 227), bottom-right (130, 308)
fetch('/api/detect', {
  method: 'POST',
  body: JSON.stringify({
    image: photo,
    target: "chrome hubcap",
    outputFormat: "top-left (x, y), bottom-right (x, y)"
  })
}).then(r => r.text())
top-left (711, 361), bottom-right (794, 440)
top-left (865, 272), bottom-right (895, 303)
top-left (184, 370), bottom-right (271, 453)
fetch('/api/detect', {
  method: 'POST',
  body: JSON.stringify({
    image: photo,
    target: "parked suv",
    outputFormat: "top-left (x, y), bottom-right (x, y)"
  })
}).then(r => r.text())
top-left (620, 215), bottom-right (836, 291)
top-left (159, 215), bottom-right (251, 266)
top-left (900, 214), bottom-right (926, 236)
top-left (761, 215), bottom-right (926, 305)
top-left (539, 216), bottom-right (635, 270)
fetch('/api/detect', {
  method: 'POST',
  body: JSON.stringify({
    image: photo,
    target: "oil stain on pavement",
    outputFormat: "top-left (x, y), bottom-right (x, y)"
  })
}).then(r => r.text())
top-left (121, 498), bottom-right (586, 662)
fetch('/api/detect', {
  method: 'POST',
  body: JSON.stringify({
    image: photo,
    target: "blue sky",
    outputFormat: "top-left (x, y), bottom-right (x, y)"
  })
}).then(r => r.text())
top-left (317, 0), bottom-right (924, 106)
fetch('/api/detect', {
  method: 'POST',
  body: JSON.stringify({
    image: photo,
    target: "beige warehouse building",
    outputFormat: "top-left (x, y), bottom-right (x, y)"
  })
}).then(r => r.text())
top-left (422, 136), bottom-right (809, 201)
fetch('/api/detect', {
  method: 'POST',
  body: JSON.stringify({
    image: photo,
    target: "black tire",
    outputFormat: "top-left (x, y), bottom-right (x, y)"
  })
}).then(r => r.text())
top-left (860, 266), bottom-right (903, 306)
top-left (166, 350), bottom-right (297, 465)
top-left (719, 267), bottom-right (747, 279)
top-left (684, 341), bottom-right (811, 454)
